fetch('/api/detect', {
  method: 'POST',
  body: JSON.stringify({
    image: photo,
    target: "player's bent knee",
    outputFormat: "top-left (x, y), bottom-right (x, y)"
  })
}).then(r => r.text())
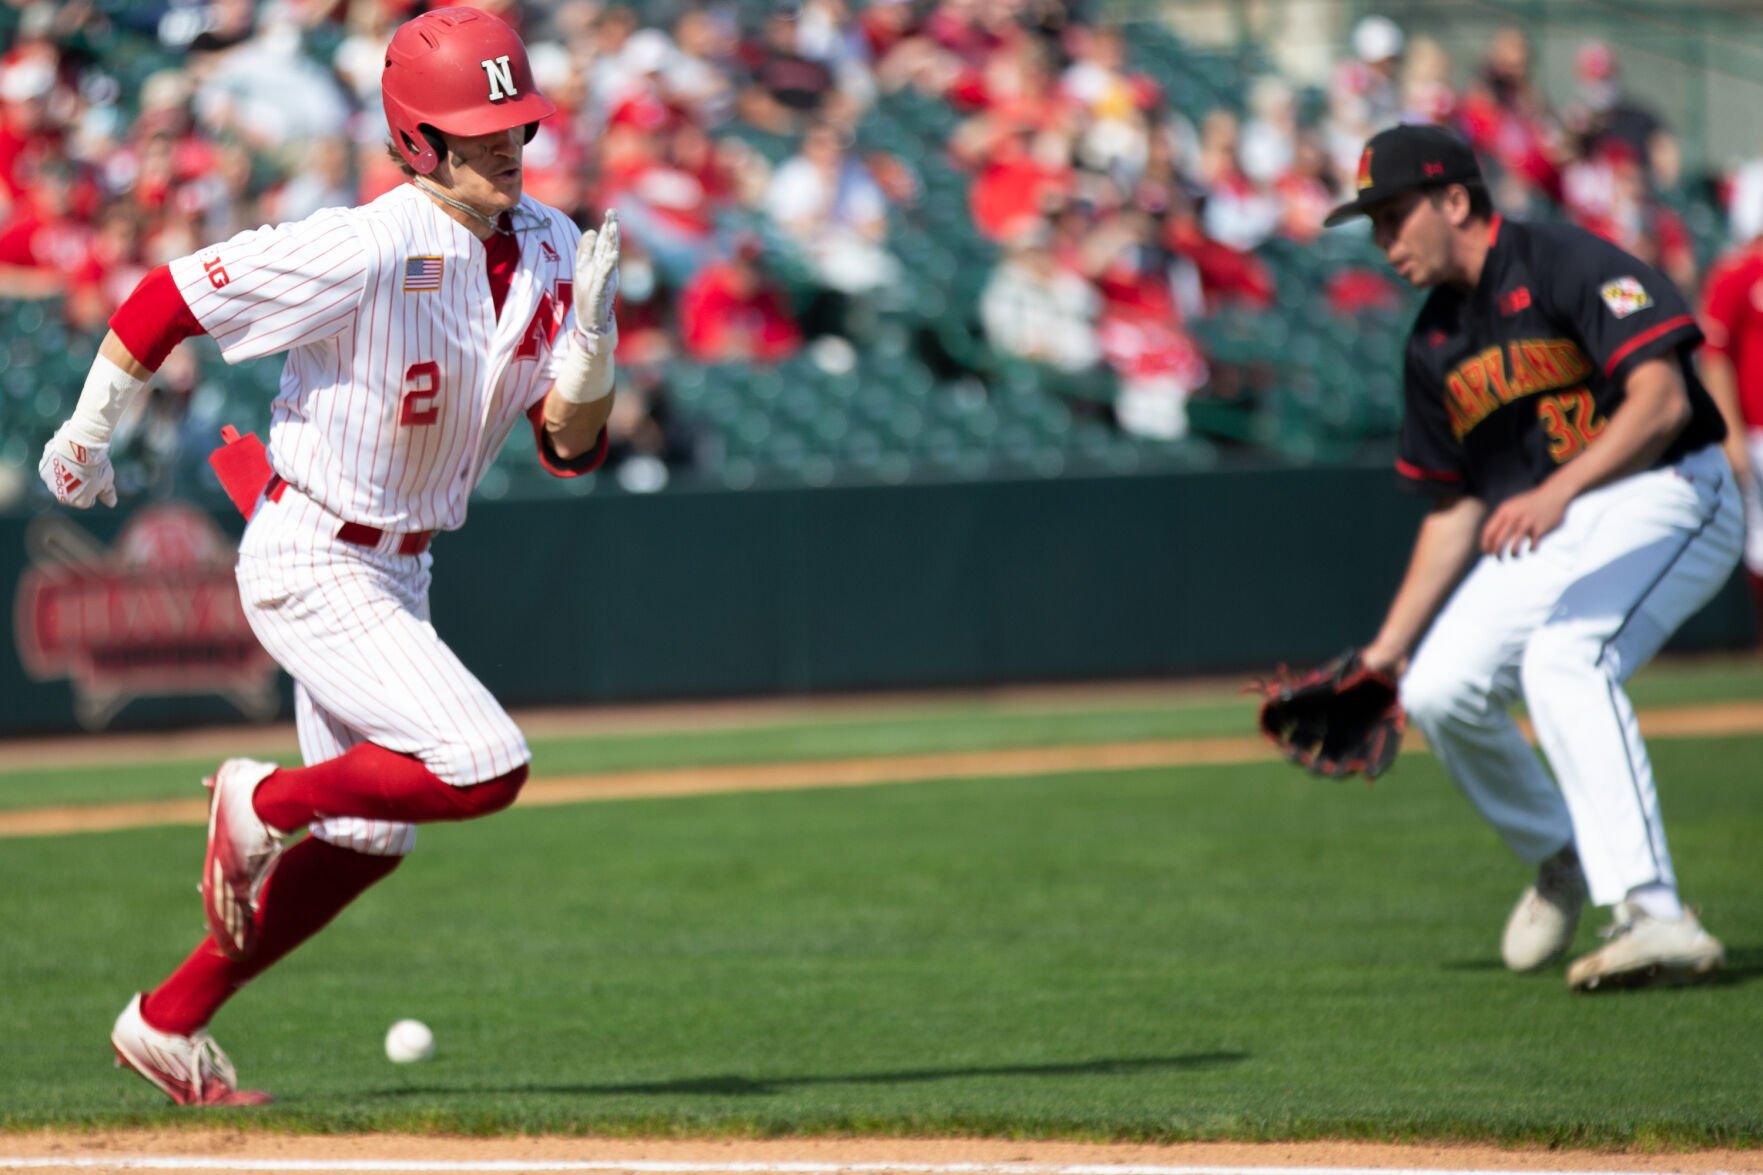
top-left (312, 817), bottom-right (418, 857)
top-left (1398, 664), bottom-right (1479, 729)
top-left (446, 763), bottom-right (529, 819)
top-left (1518, 627), bottom-right (1609, 698)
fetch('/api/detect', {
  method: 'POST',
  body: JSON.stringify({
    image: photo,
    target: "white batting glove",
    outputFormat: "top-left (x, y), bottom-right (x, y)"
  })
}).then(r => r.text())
top-left (39, 426), bottom-right (118, 508)
top-left (574, 208), bottom-right (620, 352)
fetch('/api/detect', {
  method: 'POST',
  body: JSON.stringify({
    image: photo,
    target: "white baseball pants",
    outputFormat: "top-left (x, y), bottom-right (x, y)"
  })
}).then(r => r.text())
top-left (235, 484), bottom-right (532, 856)
top-left (1401, 445), bottom-right (1742, 907)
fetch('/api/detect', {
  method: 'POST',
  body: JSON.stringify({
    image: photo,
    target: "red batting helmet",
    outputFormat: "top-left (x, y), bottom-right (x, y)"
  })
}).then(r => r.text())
top-left (382, 7), bottom-right (558, 176)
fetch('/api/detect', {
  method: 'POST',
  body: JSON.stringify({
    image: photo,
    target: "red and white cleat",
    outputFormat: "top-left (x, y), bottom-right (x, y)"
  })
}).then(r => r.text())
top-left (201, 758), bottom-right (287, 959)
top-left (111, 994), bottom-right (273, 1106)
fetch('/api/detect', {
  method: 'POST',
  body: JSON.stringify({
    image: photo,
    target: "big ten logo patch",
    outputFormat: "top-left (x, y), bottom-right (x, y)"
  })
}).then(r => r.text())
top-left (203, 253), bottom-right (230, 289)
top-left (14, 505), bottom-right (279, 729)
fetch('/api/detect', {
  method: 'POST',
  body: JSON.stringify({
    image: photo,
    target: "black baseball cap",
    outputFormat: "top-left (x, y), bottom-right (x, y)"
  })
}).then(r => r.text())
top-left (1323, 124), bottom-right (1484, 227)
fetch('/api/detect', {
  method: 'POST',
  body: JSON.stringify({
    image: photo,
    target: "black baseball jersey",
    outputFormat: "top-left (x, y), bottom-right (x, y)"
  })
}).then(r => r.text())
top-left (1398, 216), bottom-right (1725, 507)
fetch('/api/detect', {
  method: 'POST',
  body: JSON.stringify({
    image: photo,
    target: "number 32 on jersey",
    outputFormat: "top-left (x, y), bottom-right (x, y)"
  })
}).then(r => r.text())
top-left (1538, 388), bottom-right (1605, 461)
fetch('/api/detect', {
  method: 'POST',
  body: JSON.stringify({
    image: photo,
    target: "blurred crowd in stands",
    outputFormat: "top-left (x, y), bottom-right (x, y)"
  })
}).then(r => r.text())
top-left (0, 0), bottom-right (1758, 498)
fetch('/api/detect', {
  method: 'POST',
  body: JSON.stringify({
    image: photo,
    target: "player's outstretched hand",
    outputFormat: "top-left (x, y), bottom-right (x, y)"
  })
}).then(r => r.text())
top-left (38, 426), bottom-right (117, 508)
top-left (1480, 482), bottom-right (1571, 558)
top-left (574, 209), bottom-right (620, 344)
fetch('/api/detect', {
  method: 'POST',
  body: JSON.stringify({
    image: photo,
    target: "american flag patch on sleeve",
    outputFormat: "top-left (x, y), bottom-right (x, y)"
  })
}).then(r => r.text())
top-left (403, 256), bottom-right (444, 291)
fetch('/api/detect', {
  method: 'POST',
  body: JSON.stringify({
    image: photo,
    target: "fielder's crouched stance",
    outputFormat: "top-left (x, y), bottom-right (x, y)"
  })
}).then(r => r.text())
top-left (1327, 126), bottom-right (1741, 992)
top-left (38, 9), bottom-right (621, 1104)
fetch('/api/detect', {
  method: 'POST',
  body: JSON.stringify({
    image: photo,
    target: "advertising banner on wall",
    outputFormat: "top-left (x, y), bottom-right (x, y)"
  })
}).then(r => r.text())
top-left (11, 502), bottom-right (280, 731)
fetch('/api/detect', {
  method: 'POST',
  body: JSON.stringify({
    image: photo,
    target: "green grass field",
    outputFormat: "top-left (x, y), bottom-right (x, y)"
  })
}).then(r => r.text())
top-left (1, 658), bottom-right (1761, 1143)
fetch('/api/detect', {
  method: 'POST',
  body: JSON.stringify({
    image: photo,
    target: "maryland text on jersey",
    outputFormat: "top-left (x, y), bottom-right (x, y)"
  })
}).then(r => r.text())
top-left (1443, 337), bottom-right (1595, 440)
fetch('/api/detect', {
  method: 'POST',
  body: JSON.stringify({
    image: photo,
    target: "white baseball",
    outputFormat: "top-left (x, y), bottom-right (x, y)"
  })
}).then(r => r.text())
top-left (384, 1018), bottom-right (435, 1063)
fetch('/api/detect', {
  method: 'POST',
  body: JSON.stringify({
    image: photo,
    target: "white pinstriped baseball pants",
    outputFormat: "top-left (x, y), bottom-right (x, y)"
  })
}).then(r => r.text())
top-left (234, 484), bottom-right (531, 856)
top-left (1400, 445), bottom-right (1742, 908)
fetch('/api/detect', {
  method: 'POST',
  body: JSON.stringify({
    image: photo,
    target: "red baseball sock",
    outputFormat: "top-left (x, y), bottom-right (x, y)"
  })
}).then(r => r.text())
top-left (251, 742), bottom-right (527, 832)
top-left (141, 837), bottom-right (401, 1036)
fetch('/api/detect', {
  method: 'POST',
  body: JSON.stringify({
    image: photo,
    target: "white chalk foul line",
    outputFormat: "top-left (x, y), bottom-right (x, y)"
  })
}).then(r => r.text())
top-left (0, 1160), bottom-right (1722, 1175)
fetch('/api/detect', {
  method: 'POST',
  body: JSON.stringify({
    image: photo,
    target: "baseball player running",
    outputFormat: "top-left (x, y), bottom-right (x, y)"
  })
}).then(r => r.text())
top-left (1326, 125), bottom-right (1741, 991)
top-left (38, 9), bottom-right (621, 1103)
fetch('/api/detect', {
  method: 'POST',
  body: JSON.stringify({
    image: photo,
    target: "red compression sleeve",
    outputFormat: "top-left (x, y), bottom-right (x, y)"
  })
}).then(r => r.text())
top-left (142, 839), bottom-right (403, 1034)
top-left (252, 742), bottom-right (528, 831)
top-left (109, 264), bottom-right (206, 370)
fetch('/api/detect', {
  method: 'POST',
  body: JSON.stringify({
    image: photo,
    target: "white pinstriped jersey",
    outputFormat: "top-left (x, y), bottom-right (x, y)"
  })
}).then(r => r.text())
top-left (169, 184), bottom-right (583, 532)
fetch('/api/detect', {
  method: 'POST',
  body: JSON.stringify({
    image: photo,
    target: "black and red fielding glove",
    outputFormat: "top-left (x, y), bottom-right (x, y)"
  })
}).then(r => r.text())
top-left (1254, 649), bottom-right (1405, 780)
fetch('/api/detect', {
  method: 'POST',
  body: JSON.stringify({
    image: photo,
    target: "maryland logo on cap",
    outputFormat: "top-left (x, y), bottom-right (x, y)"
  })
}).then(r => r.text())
top-left (1356, 147), bottom-right (1374, 191)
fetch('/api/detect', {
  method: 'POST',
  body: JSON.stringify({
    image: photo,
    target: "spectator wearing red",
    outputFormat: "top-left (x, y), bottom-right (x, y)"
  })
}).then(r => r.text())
top-left (0, 57), bottom-right (61, 211)
top-left (513, 42), bottom-right (597, 221)
top-left (0, 157), bottom-right (94, 302)
top-left (1084, 214), bottom-right (1209, 440)
top-left (949, 36), bottom-right (1068, 133)
top-left (603, 120), bottom-right (732, 286)
top-left (111, 72), bottom-right (218, 217)
top-left (1566, 140), bottom-right (1695, 294)
top-left (678, 239), bottom-right (804, 363)
top-left (969, 127), bottom-right (1074, 242)
top-left (1162, 198), bottom-right (1275, 312)
top-left (1457, 25), bottom-right (1563, 205)
top-left (923, 0), bottom-right (1015, 73)
top-left (605, 29), bottom-right (687, 136)
top-left (65, 203), bottom-right (148, 334)
top-left (1271, 137), bottom-right (1339, 243)
top-left (1698, 234), bottom-right (1763, 635)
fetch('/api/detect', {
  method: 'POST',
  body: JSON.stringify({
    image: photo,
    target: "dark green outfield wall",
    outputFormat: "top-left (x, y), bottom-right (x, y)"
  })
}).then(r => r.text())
top-left (445, 466), bottom-right (1430, 705)
top-left (1, 466), bottom-right (1753, 734)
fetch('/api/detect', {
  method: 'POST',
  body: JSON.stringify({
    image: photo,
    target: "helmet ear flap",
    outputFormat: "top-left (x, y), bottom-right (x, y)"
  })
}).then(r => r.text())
top-left (397, 124), bottom-right (440, 175)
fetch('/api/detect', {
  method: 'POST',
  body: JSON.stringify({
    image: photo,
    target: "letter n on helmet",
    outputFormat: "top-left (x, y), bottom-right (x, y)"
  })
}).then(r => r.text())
top-left (382, 7), bottom-right (558, 176)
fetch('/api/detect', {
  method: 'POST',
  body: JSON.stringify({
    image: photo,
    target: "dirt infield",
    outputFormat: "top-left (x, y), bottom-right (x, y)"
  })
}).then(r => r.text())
top-left (2, 1129), bottom-right (1762, 1174)
top-left (5, 699), bottom-right (1763, 840)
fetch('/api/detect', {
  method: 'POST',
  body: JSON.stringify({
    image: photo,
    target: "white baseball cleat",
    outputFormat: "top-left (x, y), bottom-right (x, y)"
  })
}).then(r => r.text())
top-left (1501, 846), bottom-right (1586, 972)
top-left (1566, 902), bottom-right (1726, 992)
top-left (202, 758), bottom-right (287, 959)
top-left (111, 993), bottom-right (272, 1106)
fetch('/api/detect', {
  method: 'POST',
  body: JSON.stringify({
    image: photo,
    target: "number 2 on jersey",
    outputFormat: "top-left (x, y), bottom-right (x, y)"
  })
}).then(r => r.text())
top-left (400, 361), bottom-right (440, 426)
top-left (1537, 389), bottom-right (1605, 461)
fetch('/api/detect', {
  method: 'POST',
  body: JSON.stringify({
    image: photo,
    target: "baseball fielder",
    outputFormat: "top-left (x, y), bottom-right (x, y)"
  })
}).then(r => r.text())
top-left (1325, 125), bottom-right (1741, 991)
top-left (38, 9), bottom-right (621, 1104)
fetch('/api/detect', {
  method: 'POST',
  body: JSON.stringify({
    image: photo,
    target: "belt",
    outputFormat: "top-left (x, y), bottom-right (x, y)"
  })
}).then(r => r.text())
top-left (264, 474), bottom-right (434, 555)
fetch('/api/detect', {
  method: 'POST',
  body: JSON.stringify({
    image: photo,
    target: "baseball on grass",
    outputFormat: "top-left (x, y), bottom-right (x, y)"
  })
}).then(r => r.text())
top-left (384, 1018), bottom-right (435, 1063)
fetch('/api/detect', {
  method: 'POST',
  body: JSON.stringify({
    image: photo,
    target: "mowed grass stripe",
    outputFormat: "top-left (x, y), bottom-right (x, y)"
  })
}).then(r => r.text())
top-left (5, 701), bottom-right (1763, 839)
